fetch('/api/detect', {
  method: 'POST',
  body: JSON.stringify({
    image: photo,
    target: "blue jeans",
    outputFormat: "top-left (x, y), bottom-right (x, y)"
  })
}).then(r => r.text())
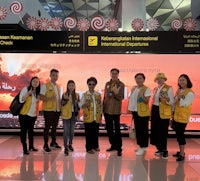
top-left (63, 113), bottom-right (77, 149)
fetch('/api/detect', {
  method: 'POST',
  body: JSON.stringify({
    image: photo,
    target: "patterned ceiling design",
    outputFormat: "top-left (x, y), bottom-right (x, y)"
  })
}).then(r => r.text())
top-left (38, 0), bottom-right (121, 31)
top-left (0, 0), bottom-right (196, 31)
top-left (38, 0), bottom-right (192, 31)
top-left (146, 0), bottom-right (191, 31)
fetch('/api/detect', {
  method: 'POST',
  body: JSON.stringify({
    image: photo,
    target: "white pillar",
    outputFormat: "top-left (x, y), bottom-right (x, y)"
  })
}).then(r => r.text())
top-left (191, 0), bottom-right (200, 30)
top-left (122, 0), bottom-right (146, 31)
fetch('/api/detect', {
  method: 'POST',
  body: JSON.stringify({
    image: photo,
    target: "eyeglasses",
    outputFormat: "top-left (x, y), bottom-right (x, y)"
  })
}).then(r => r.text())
top-left (88, 83), bottom-right (96, 86)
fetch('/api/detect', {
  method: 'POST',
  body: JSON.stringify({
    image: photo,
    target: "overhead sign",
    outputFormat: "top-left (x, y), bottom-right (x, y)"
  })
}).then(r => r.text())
top-left (0, 29), bottom-right (200, 53)
top-left (85, 31), bottom-right (200, 53)
top-left (0, 31), bottom-right (83, 53)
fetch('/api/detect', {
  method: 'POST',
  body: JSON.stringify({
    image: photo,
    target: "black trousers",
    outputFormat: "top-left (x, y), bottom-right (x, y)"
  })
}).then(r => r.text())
top-left (84, 121), bottom-right (99, 151)
top-left (150, 105), bottom-right (169, 151)
top-left (19, 114), bottom-right (36, 149)
top-left (104, 113), bottom-right (122, 151)
top-left (132, 112), bottom-right (149, 148)
top-left (43, 111), bottom-right (60, 147)
top-left (174, 121), bottom-right (187, 145)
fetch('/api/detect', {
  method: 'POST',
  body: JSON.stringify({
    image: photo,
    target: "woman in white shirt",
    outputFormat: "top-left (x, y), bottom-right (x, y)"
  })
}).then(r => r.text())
top-left (128, 73), bottom-right (151, 156)
top-left (19, 76), bottom-right (40, 155)
top-left (150, 73), bottom-right (174, 159)
top-left (172, 74), bottom-right (194, 161)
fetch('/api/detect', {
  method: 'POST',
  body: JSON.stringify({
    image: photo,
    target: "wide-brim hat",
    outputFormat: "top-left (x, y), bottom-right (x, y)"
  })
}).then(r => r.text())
top-left (154, 73), bottom-right (167, 82)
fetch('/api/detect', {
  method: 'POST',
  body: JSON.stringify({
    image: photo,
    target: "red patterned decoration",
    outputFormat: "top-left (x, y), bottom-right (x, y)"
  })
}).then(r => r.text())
top-left (91, 15), bottom-right (105, 31)
top-left (51, 17), bottom-right (62, 30)
top-left (0, 7), bottom-right (7, 20)
top-left (37, 18), bottom-right (50, 31)
top-left (171, 19), bottom-right (182, 31)
top-left (10, 1), bottom-right (23, 15)
top-left (106, 18), bottom-right (119, 31)
top-left (183, 18), bottom-right (197, 31)
top-left (77, 18), bottom-right (90, 31)
top-left (26, 16), bottom-right (38, 30)
top-left (131, 18), bottom-right (144, 31)
top-left (64, 17), bottom-right (77, 31)
top-left (146, 18), bottom-right (159, 31)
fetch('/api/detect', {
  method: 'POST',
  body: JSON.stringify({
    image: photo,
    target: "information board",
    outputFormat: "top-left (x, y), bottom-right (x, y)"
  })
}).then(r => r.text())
top-left (0, 29), bottom-right (200, 53)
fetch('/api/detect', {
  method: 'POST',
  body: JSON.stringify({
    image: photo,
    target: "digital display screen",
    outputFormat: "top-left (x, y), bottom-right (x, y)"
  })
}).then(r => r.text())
top-left (0, 53), bottom-right (199, 131)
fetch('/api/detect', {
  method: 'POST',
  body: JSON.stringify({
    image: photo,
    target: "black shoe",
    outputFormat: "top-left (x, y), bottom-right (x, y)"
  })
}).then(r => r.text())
top-left (22, 143), bottom-right (29, 155)
top-left (29, 147), bottom-right (38, 152)
top-left (23, 150), bottom-right (30, 155)
top-left (117, 151), bottom-right (122, 156)
top-left (93, 148), bottom-right (100, 152)
top-left (43, 146), bottom-right (51, 153)
top-left (50, 143), bottom-right (61, 149)
top-left (106, 147), bottom-right (116, 152)
top-left (64, 148), bottom-right (68, 156)
top-left (87, 150), bottom-right (95, 154)
top-left (173, 151), bottom-right (180, 157)
top-left (162, 151), bottom-right (168, 159)
top-left (69, 145), bottom-right (74, 152)
top-left (176, 155), bottom-right (185, 162)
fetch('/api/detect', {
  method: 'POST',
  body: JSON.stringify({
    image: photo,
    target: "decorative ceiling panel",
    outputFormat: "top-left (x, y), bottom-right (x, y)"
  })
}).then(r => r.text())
top-left (146, 0), bottom-right (191, 30)
top-left (0, 0), bottom-right (197, 31)
top-left (38, 0), bottom-right (118, 30)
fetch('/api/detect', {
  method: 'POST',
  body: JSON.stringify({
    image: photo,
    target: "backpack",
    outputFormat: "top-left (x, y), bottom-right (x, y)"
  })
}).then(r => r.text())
top-left (9, 92), bottom-right (24, 116)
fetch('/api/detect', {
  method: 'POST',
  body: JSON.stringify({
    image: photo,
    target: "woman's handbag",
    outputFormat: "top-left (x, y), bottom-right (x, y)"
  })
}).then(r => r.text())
top-left (9, 93), bottom-right (24, 116)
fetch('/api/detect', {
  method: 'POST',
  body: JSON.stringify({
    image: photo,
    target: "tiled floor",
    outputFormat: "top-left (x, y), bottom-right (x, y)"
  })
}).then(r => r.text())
top-left (0, 135), bottom-right (200, 181)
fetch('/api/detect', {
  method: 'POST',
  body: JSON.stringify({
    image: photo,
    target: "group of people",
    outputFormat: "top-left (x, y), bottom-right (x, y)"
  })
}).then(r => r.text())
top-left (18, 68), bottom-right (124, 157)
top-left (17, 68), bottom-right (194, 162)
top-left (128, 72), bottom-right (194, 162)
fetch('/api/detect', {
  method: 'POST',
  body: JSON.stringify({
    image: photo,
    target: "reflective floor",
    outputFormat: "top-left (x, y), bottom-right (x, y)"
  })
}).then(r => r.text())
top-left (0, 135), bottom-right (200, 181)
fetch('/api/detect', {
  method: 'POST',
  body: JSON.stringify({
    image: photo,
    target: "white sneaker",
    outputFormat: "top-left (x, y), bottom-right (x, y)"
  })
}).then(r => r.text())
top-left (135, 147), bottom-right (146, 152)
top-left (136, 148), bottom-right (145, 156)
top-left (135, 147), bottom-right (140, 152)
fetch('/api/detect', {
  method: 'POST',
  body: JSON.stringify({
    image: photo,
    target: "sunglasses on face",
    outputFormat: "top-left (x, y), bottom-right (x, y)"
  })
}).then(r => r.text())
top-left (88, 83), bottom-right (96, 86)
